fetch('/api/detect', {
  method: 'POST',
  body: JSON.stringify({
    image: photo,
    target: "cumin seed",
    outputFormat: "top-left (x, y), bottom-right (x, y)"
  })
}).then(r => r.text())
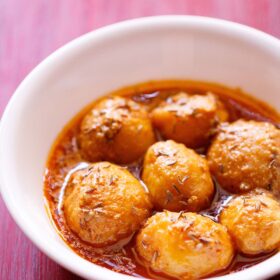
top-left (199, 237), bottom-right (212, 244)
top-left (141, 240), bottom-right (148, 249)
top-left (172, 184), bottom-right (181, 194)
top-left (165, 159), bottom-right (177, 166)
top-left (109, 175), bottom-right (114, 185)
top-left (255, 201), bottom-right (261, 211)
top-left (177, 211), bottom-right (184, 220)
top-left (260, 200), bottom-right (268, 207)
top-left (179, 200), bottom-right (188, 206)
top-left (178, 175), bottom-right (189, 184)
top-left (152, 251), bottom-right (158, 263)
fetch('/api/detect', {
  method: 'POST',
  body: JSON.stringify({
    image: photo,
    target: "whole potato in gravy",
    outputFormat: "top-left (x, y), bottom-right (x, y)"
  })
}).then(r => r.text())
top-left (136, 211), bottom-right (234, 279)
top-left (151, 92), bottom-right (228, 148)
top-left (220, 189), bottom-right (280, 255)
top-left (78, 96), bottom-right (155, 164)
top-left (63, 162), bottom-right (152, 247)
top-left (207, 120), bottom-right (280, 194)
top-left (142, 140), bottom-right (214, 212)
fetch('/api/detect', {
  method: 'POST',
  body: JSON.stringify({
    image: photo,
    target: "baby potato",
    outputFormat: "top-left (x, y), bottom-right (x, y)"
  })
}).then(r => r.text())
top-left (220, 189), bottom-right (280, 255)
top-left (136, 211), bottom-right (234, 279)
top-left (151, 92), bottom-right (228, 148)
top-left (78, 96), bottom-right (155, 164)
top-left (63, 162), bottom-right (152, 247)
top-left (142, 140), bottom-right (214, 212)
top-left (207, 120), bottom-right (280, 194)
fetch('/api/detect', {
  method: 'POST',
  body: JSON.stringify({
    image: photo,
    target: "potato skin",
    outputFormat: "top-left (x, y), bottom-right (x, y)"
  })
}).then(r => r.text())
top-left (78, 96), bottom-right (155, 164)
top-left (207, 120), bottom-right (280, 194)
top-left (63, 162), bottom-right (152, 247)
top-left (151, 92), bottom-right (228, 148)
top-left (142, 140), bottom-right (214, 212)
top-left (136, 211), bottom-right (234, 279)
top-left (220, 189), bottom-right (280, 255)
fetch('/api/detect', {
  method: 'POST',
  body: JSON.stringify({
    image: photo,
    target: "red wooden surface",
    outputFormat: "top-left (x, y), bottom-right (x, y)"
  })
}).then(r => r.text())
top-left (0, 1), bottom-right (280, 279)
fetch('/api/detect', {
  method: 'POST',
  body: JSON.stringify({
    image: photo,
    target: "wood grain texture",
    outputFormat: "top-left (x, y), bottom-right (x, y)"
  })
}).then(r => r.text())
top-left (0, 0), bottom-right (280, 279)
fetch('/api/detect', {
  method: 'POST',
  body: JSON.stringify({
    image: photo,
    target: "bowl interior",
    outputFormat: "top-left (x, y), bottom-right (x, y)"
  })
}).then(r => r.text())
top-left (1, 16), bottom-right (280, 280)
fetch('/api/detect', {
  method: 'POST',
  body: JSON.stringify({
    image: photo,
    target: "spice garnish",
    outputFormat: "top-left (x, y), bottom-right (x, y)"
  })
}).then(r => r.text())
top-left (187, 232), bottom-right (199, 241)
top-left (154, 149), bottom-right (169, 157)
top-left (179, 200), bottom-right (188, 206)
top-left (85, 188), bottom-right (95, 194)
top-left (177, 211), bottom-right (184, 220)
top-left (84, 166), bottom-right (94, 177)
top-left (255, 201), bottom-right (261, 211)
top-left (260, 200), bottom-right (268, 207)
top-left (93, 202), bottom-right (103, 208)
top-left (151, 251), bottom-right (158, 263)
top-left (183, 220), bottom-right (194, 231)
top-left (141, 240), bottom-right (148, 249)
top-left (172, 184), bottom-right (181, 194)
top-left (178, 175), bottom-right (189, 184)
top-left (269, 159), bottom-right (277, 168)
top-left (242, 196), bottom-right (251, 206)
top-left (165, 159), bottom-right (177, 166)
top-left (109, 175), bottom-right (114, 185)
top-left (199, 237), bottom-right (212, 244)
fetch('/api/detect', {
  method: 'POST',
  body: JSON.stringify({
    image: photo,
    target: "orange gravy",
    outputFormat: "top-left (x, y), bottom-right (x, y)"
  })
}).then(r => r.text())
top-left (44, 80), bottom-right (280, 279)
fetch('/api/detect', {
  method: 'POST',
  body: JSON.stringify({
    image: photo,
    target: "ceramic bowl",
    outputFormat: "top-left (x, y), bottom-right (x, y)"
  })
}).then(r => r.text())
top-left (1, 16), bottom-right (280, 280)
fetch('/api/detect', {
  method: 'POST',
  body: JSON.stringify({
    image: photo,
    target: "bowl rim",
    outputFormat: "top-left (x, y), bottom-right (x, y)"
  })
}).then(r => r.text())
top-left (1, 15), bottom-right (280, 280)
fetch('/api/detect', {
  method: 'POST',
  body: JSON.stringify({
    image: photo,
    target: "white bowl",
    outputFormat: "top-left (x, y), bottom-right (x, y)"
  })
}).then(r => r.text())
top-left (0, 16), bottom-right (280, 280)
